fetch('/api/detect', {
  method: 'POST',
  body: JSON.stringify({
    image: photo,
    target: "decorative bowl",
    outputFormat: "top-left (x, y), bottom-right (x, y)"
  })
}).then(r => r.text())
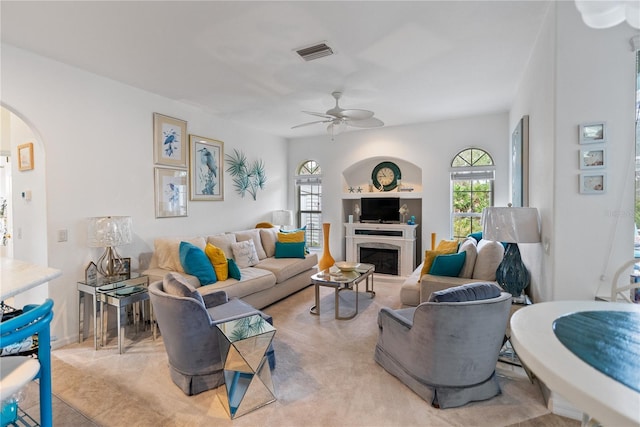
top-left (335, 261), bottom-right (358, 272)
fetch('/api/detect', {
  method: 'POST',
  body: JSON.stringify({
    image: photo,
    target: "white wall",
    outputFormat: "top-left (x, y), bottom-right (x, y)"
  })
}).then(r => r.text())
top-left (2, 44), bottom-right (288, 345)
top-left (287, 112), bottom-right (510, 261)
top-left (512, 2), bottom-right (638, 302)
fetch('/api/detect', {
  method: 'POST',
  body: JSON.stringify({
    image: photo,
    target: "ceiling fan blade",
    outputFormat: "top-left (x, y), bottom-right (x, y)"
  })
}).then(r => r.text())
top-left (347, 117), bottom-right (384, 128)
top-left (338, 109), bottom-right (374, 120)
top-left (302, 111), bottom-right (334, 119)
top-left (291, 119), bottom-right (332, 129)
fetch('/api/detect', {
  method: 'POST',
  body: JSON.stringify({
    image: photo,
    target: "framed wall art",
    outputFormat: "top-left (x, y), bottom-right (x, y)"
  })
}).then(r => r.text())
top-left (17, 142), bottom-right (34, 171)
top-left (511, 115), bottom-right (529, 207)
top-left (154, 167), bottom-right (188, 218)
top-left (579, 122), bottom-right (606, 144)
top-left (153, 113), bottom-right (187, 167)
top-left (111, 257), bottom-right (131, 279)
top-left (189, 135), bottom-right (224, 201)
top-left (580, 172), bottom-right (606, 194)
top-left (579, 147), bottom-right (606, 169)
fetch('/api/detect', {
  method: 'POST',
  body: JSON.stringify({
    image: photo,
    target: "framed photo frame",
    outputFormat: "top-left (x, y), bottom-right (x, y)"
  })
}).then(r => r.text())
top-left (153, 113), bottom-right (187, 167)
top-left (17, 142), bottom-right (34, 171)
top-left (111, 257), bottom-right (131, 279)
top-left (189, 135), bottom-right (224, 201)
top-left (511, 115), bottom-right (529, 207)
top-left (579, 122), bottom-right (606, 144)
top-left (154, 167), bottom-right (188, 218)
top-left (580, 172), bottom-right (606, 194)
top-left (579, 147), bottom-right (606, 169)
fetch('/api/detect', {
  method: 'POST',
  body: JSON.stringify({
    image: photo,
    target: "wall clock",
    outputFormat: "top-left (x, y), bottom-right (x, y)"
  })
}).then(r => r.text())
top-left (372, 161), bottom-right (401, 192)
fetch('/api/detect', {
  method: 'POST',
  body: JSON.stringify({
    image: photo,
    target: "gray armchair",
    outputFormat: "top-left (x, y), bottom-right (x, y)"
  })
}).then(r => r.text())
top-left (149, 272), bottom-right (274, 396)
top-left (374, 283), bottom-right (511, 408)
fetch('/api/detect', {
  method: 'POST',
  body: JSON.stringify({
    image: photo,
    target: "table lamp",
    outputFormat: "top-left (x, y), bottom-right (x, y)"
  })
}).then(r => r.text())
top-left (482, 206), bottom-right (540, 299)
top-left (87, 216), bottom-right (132, 278)
top-left (272, 210), bottom-right (293, 229)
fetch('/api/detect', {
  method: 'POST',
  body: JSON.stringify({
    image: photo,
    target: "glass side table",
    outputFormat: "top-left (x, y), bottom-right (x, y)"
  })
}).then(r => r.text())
top-left (97, 275), bottom-right (153, 354)
top-left (78, 273), bottom-right (143, 350)
top-left (216, 314), bottom-right (276, 419)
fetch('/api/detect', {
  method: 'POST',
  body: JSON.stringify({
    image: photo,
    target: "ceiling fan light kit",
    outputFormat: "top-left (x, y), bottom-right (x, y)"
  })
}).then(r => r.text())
top-left (292, 91), bottom-right (384, 139)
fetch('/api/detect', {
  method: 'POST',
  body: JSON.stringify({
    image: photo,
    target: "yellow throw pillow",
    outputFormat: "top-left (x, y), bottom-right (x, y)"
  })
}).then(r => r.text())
top-left (278, 230), bottom-right (305, 243)
top-left (436, 239), bottom-right (458, 254)
top-left (420, 250), bottom-right (444, 278)
top-left (205, 243), bottom-right (229, 281)
top-left (255, 222), bottom-right (274, 229)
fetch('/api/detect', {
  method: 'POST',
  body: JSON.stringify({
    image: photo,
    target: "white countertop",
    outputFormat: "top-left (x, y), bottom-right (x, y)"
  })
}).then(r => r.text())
top-left (1, 258), bottom-right (62, 301)
top-left (510, 301), bottom-right (640, 426)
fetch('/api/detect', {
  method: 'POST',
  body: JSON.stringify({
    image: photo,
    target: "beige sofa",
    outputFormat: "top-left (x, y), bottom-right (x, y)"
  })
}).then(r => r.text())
top-left (141, 227), bottom-right (317, 309)
top-left (400, 238), bottom-right (505, 306)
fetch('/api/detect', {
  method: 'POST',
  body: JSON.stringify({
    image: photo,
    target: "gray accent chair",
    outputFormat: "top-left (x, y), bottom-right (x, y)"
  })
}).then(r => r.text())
top-left (148, 273), bottom-right (275, 396)
top-left (374, 283), bottom-right (511, 408)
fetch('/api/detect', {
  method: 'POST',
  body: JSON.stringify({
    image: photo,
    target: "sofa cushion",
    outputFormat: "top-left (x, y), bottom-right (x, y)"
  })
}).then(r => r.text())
top-left (231, 240), bottom-right (260, 268)
top-left (428, 282), bottom-right (501, 303)
top-left (197, 267), bottom-right (276, 300)
top-left (472, 240), bottom-right (505, 281)
top-left (205, 243), bottom-right (229, 281)
top-left (429, 252), bottom-right (466, 277)
top-left (234, 229), bottom-right (267, 260)
top-left (457, 238), bottom-right (478, 279)
top-left (255, 253), bottom-right (318, 283)
top-left (179, 241), bottom-right (217, 285)
top-left (155, 236), bottom-right (206, 273)
top-left (206, 233), bottom-right (237, 260)
top-left (163, 272), bottom-right (205, 305)
top-left (275, 241), bottom-right (306, 258)
top-left (259, 227), bottom-right (279, 258)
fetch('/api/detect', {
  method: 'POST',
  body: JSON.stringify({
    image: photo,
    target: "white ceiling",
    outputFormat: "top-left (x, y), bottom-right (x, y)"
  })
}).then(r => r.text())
top-left (1, 1), bottom-right (551, 138)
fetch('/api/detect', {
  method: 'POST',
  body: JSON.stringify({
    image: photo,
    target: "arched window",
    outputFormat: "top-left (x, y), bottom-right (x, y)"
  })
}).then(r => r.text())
top-left (450, 148), bottom-right (495, 240)
top-left (295, 160), bottom-right (322, 248)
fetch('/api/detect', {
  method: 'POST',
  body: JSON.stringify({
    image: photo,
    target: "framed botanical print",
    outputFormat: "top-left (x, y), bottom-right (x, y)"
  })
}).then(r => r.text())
top-left (153, 113), bottom-right (187, 167)
top-left (154, 167), bottom-right (188, 218)
top-left (511, 115), bottom-right (529, 207)
top-left (189, 135), bottom-right (224, 201)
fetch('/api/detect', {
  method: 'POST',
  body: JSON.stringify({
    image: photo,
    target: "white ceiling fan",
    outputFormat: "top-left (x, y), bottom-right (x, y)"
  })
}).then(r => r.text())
top-left (292, 91), bottom-right (384, 139)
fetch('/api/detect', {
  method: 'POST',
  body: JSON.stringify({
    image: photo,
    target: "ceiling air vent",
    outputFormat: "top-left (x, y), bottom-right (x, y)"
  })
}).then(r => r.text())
top-left (295, 42), bottom-right (334, 62)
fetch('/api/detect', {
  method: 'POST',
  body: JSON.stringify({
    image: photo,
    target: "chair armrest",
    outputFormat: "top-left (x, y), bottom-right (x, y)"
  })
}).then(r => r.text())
top-left (202, 291), bottom-right (228, 308)
top-left (379, 307), bottom-right (413, 330)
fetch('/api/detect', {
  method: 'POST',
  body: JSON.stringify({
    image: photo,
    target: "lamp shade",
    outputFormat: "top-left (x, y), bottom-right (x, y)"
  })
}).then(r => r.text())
top-left (272, 210), bottom-right (293, 227)
top-left (87, 216), bottom-right (132, 248)
top-left (482, 207), bottom-right (540, 243)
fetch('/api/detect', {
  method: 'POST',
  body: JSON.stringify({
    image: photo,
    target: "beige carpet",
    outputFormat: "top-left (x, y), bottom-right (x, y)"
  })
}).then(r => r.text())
top-left (50, 278), bottom-right (576, 426)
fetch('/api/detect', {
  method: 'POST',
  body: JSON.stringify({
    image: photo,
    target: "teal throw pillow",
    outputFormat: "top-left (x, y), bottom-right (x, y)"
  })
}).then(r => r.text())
top-left (275, 241), bottom-right (306, 258)
top-left (179, 241), bottom-right (217, 285)
top-left (429, 251), bottom-right (466, 277)
top-left (468, 231), bottom-right (483, 242)
top-left (227, 258), bottom-right (241, 280)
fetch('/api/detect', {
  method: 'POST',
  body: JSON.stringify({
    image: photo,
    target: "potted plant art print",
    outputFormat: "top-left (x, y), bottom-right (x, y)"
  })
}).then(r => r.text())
top-left (154, 113), bottom-right (187, 167)
top-left (189, 135), bottom-right (224, 201)
top-left (154, 167), bottom-right (188, 217)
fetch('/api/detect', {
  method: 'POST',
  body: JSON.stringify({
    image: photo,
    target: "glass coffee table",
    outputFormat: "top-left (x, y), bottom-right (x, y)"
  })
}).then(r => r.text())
top-left (310, 263), bottom-right (375, 320)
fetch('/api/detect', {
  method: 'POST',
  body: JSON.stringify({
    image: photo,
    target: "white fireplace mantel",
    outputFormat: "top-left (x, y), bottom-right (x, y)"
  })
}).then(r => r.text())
top-left (344, 223), bottom-right (418, 276)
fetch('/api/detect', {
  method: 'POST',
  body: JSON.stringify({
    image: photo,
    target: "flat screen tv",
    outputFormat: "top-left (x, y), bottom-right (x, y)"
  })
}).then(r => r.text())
top-left (360, 197), bottom-right (400, 223)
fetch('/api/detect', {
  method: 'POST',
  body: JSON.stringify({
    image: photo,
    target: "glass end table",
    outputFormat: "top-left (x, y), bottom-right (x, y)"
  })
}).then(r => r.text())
top-left (310, 263), bottom-right (375, 320)
top-left (216, 314), bottom-right (276, 419)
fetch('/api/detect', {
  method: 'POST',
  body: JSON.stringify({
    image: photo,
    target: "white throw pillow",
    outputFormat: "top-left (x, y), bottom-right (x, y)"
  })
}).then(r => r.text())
top-left (234, 229), bottom-right (267, 260)
top-left (472, 240), bottom-right (505, 280)
top-left (231, 240), bottom-right (259, 268)
top-left (457, 237), bottom-right (478, 279)
top-left (259, 227), bottom-right (279, 258)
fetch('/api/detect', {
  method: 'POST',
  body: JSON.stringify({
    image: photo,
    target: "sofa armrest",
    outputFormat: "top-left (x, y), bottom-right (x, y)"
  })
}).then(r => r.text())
top-left (378, 307), bottom-right (413, 330)
top-left (202, 291), bottom-right (229, 308)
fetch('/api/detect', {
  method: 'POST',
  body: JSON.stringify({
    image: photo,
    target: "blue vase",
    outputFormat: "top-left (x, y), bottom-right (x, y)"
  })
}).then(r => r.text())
top-left (496, 243), bottom-right (530, 297)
